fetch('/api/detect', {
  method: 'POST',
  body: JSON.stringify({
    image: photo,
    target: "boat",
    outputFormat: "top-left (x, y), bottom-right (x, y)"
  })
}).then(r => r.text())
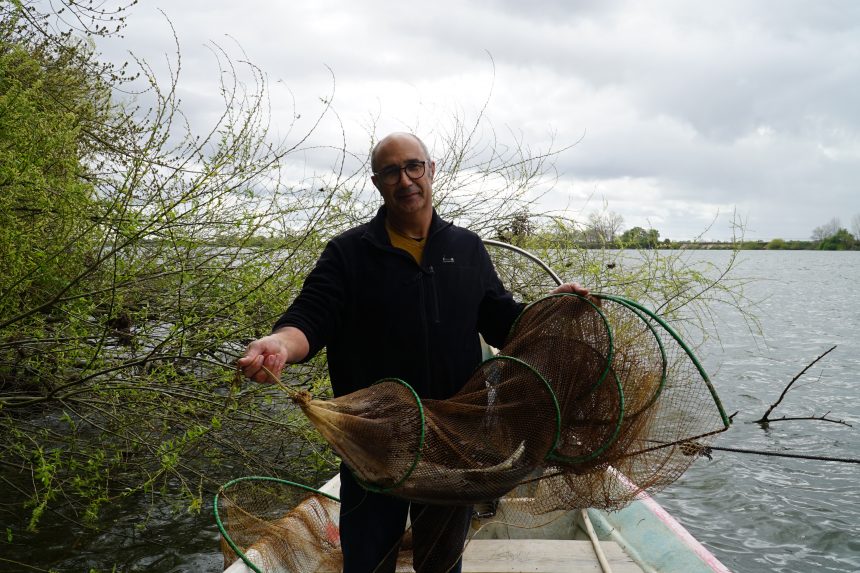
top-left (220, 471), bottom-right (731, 573)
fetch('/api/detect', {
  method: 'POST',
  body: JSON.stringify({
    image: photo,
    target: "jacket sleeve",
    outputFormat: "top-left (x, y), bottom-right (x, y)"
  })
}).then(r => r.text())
top-left (272, 240), bottom-right (346, 362)
top-left (476, 242), bottom-right (525, 348)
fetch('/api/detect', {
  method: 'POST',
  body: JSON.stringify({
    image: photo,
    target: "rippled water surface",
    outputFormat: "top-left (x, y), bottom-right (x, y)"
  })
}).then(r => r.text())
top-left (4, 251), bottom-right (858, 573)
top-left (654, 250), bottom-right (860, 573)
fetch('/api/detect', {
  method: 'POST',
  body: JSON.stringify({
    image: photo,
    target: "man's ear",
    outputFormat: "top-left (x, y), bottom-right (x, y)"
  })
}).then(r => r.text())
top-left (429, 161), bottom-right (436, 182)
top-left (371, 175), bottom-right (382, 192)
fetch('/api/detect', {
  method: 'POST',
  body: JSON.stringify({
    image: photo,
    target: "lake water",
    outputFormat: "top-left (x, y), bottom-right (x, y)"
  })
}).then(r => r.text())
top-left (4, 250), bottom-right (858, 572)
top-left (654, 250), bottom-right (860, 573)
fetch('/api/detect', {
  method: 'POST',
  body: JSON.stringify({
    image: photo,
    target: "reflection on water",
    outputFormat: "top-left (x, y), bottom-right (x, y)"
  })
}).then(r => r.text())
top-left (656, 250), bottom-right (860, 573)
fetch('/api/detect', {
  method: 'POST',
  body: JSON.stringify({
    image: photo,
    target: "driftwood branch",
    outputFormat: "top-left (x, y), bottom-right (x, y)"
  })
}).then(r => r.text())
top-left (755, 345), bottom-right (838, 426)
top-left (758, 411), bottom-right (852, 428)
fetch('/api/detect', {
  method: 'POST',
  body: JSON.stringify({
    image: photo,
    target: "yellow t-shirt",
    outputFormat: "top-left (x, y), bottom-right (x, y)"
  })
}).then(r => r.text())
top-left (385, 220), bottom-right (426, 265)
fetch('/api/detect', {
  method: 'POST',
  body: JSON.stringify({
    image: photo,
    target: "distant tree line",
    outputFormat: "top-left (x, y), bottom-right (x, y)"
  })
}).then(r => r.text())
top-left (496, 211), bottom-right (860, 251)
top-left (497, 210), bottom-right (666, 249)
top-left (760, 216), bottom-right (858, 251)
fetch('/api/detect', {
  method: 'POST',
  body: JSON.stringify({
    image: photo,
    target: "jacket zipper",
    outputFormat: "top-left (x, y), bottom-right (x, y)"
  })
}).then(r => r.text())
top-left (363, 214), bottom-right (451, 394)
top-left (426, 265), bottom-right (440, 324)
top-left (416, 271), bottom-right (433, 392)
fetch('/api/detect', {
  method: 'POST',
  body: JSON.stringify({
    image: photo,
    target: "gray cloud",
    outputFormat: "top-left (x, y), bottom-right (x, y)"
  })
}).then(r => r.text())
top-left (92, 0), bottom-right (860, 240)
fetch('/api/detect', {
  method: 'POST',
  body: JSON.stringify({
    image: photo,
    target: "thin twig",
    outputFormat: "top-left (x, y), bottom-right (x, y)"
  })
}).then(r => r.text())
top-left (759, 412), bottom-right (852, 428)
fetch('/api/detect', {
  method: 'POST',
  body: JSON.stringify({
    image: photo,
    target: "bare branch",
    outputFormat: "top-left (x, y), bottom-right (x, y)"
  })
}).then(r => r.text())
top-left (758, 412), bottom-right (852, 428)
top-left (755, 345), bottom-right (838, 425)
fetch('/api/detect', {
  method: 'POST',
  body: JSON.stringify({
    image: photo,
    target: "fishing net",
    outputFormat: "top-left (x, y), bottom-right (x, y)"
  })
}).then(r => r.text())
top-left (216, 292), bottom-right (730, 572)
top-left (216, 478), bottom-right (343, 573)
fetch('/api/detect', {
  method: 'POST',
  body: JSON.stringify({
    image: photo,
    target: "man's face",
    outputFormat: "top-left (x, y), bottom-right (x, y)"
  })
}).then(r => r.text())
top-left (371, 134), bottom-right (435, 220)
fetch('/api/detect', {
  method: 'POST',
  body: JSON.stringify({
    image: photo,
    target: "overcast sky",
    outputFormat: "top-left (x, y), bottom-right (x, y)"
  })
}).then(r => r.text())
top-left (97, 0), bottom-right (860, 240)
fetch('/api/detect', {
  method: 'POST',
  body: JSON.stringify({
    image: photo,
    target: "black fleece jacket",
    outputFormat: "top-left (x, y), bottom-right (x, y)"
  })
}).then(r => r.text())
top-left (273, 207), bottom-right (524, 399)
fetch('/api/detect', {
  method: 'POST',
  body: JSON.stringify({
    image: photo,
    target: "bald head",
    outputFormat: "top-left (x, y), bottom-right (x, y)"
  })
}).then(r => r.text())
top-left (371, 132), bottom-right (432, 173)
top-left (370, 132), bottom-right (436, 231)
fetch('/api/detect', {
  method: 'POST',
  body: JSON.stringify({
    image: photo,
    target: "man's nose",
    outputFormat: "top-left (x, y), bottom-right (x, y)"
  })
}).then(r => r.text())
top-left (398, 167), bottom-right (413, 186)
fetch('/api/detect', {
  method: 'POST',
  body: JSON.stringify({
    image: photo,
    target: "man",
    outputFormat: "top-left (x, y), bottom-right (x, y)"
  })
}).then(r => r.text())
top-left (239, 132), bottom-right (588, 572)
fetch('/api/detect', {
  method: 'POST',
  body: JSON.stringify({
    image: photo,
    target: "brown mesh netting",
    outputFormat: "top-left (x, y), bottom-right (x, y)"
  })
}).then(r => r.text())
top-left (216, 478), bottom-right (343, 573)
top-left (304, 355), bottom-right (560, 505)
top-left (216, 293), bottom-right (730, 572)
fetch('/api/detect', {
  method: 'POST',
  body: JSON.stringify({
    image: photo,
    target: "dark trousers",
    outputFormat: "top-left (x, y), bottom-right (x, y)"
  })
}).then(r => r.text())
top-left (339, 465), bottom-right (472, 573)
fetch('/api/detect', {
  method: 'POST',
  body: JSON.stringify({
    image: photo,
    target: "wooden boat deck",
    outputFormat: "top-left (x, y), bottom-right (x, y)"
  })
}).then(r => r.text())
top-left (391, 539), bottom-right (642, 572)
top-left (459, 539), bottom-right (643, 572)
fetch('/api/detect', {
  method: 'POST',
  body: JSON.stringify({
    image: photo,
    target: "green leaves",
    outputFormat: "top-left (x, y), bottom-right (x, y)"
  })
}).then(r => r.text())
top-left (0, 1), bottom-right (334, 538)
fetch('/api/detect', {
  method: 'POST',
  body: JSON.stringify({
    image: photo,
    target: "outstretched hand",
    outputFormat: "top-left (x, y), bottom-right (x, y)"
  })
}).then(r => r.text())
top-left (237, 326), bottom-right (311, 384)
top-left (237, 334), bottom-right (289, 384)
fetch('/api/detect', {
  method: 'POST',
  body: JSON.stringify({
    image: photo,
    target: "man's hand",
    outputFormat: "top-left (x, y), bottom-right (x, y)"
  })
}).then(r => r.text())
top-left (550, 282), bottom-right (602, 306)
top-left (550, 282), bottom-right (590, 297)
top-left (237, 326), bottom-right (309, 383)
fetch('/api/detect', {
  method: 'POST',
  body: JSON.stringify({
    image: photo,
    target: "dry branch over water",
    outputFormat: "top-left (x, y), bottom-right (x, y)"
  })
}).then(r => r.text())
top-left (754, 345), bottom-right (848, 427)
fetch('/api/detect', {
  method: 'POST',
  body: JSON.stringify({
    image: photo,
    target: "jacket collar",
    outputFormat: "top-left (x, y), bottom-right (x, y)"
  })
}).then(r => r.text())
top-left (364, 206), bottom-right (451, 247)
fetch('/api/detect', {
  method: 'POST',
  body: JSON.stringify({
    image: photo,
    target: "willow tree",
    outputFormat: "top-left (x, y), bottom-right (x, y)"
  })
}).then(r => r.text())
top-left (0, 0), bottom-right (342, 532)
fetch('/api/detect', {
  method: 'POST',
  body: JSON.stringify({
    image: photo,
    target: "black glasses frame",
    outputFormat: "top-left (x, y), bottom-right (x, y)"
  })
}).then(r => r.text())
top-left (373, 161), bottom-right (426, 185)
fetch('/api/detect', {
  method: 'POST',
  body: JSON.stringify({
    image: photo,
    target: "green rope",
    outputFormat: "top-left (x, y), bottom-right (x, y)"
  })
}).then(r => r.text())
top-left (599, 297), bottom-right (669, 418)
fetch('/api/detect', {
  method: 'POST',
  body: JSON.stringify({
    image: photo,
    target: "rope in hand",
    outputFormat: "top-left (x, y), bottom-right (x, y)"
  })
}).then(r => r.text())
top-left (235, 363), bottom-right (313, 406)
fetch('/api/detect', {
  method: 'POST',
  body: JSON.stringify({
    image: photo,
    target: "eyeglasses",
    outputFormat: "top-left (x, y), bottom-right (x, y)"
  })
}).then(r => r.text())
top-left (373, 161), bottom-right (426, 185)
